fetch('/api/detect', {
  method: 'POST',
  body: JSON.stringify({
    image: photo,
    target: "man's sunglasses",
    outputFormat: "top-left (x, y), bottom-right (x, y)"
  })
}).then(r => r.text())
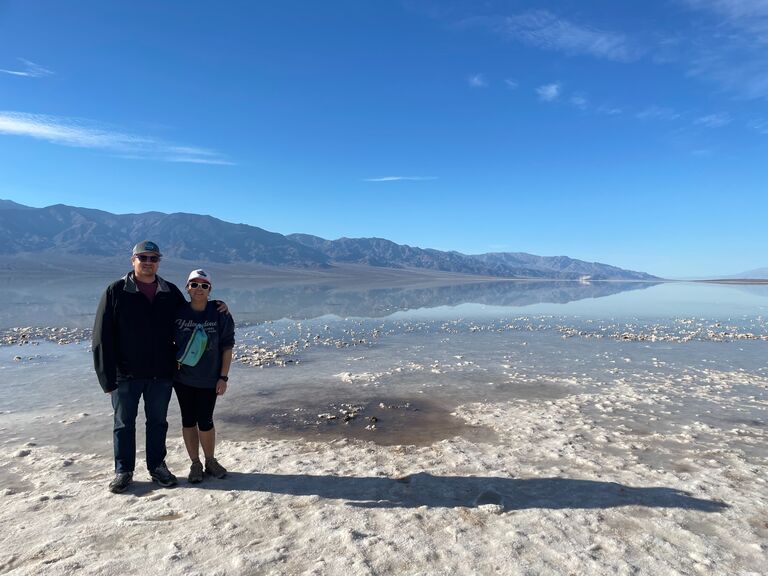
top-left (134, 254), bottom-right (160, 263)
top-left (188, 282), bottom-right (211, 290)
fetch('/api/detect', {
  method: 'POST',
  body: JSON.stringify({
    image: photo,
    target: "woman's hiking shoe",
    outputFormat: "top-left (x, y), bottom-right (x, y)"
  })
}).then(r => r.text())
top-left (188, 461), bottom-right (204, 483)
top-left (108, 472), bottom-right (133, 493)
top-left (150, 462), bottom-right (178, 487)
top-left (205, 457), bottom-right (227, 479)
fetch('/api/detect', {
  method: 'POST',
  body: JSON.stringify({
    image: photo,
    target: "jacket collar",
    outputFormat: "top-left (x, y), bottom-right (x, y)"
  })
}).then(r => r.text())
top-left (123, 271), bottom-right (172, 294)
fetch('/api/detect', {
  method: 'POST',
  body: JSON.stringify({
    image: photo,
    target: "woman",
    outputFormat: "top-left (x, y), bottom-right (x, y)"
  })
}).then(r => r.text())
top-left (173, 269), bottom-right (235, 483)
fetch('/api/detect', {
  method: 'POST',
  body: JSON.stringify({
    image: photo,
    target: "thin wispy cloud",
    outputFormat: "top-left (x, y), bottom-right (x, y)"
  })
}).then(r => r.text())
top-left (458, 5), bottom-right (766, 105)
top-left (569, 94), bottom-right (589, 110)
top-left (684, 0), bottom-right (768, 41)
top-left (504, 79), bottom-right (519, 90)
top-left (694, 112), bottom-right (732, 127)
top-left (688, 48), bottom-right (768, 99)
top-left (0, 58), bottom-right (53, 78)
top-left (0, 111), bottom-right (232, 165)
top-left (467, 73), bottom-right (487, 87)
top-left (536, 82), bottom-right (561, 102)
top-left (636, 106), bottom-right (682, 121)
top-left (596, 105), bottom-right (623, 116)
top-left (364, 176), bottom-right (438, 182)
top-left (680, 0), bottom-right (768, 98)
top-left (747, 118), bottom-right (768, 134)
top-left (468, 11), bottom-right (641, 62)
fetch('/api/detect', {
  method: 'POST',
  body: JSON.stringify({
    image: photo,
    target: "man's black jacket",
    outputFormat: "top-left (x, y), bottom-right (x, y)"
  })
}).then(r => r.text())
top-left (92, 272), bottom-right (185, 392)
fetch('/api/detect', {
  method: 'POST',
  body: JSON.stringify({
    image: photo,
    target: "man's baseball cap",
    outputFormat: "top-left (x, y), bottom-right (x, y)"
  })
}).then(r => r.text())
top-left (132, 240), bottom-right (162, 256)
top-left (187, 268), bottom-right (213, 286)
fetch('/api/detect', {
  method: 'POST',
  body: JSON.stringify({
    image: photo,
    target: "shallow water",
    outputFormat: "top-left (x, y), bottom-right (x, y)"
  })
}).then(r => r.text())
top-left (1, 279), bottom-right (767, 458)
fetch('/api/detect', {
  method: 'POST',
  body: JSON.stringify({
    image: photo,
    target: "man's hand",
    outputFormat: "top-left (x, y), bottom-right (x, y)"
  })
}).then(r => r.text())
top-left (216, 378), bottom-right (228, 395)
top-left (214, 300), bottom-right (229, 314)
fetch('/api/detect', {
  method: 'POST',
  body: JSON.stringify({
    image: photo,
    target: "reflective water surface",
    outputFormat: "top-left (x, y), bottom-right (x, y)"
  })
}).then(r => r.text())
top-left (1, 276), bottom-right (766, 456)
top-left (5, 272), bottom-right (767, 328)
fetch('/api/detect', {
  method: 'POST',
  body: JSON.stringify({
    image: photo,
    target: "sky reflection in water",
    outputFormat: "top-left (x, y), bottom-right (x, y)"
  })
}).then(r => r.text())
top-left (2, 279), bottom-right (767, 452)
top-left (3, 277), bottom-right (768, 328)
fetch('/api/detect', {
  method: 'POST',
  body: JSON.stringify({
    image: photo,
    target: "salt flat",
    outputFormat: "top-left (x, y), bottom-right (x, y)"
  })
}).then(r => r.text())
top-left (0, 373), bottom-right (765, 575)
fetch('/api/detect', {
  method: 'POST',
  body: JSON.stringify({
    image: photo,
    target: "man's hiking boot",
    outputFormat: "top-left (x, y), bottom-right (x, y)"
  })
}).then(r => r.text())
top-left (149, 462), bottom-right (178, 487)
top-left (108, 472), bottom-right (133, 493)
top-left (188, 461), bottom-right (204, 484)
top-left (205, 457), bottom-right (227, 479)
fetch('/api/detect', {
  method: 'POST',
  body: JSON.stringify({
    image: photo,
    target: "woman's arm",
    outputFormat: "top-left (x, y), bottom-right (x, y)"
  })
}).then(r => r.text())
top-left (216, 348), bottom-right (233, 395)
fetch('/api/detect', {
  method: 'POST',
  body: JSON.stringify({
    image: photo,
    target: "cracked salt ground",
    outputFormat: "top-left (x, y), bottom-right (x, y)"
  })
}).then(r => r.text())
top-left (1, 392), bottom-right (765, 575)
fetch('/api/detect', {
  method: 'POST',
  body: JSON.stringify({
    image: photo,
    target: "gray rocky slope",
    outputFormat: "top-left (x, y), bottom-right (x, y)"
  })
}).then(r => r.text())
top-left (0, 200), bottom-right (658, 280)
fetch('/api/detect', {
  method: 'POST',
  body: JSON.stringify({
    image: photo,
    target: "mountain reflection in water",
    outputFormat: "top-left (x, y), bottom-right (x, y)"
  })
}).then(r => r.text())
top-left (2, 275), bottom-right (657, 328)
top-left (219, 280), bottom-right (657, 322)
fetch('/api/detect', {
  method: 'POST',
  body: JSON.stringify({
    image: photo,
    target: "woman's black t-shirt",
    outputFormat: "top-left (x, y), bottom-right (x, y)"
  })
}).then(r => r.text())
top-left (174, 302), bottom-right (235, 388)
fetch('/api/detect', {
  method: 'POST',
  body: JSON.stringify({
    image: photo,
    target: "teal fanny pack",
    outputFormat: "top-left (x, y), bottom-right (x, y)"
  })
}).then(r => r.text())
top-left (177, 324), bottom-right (209, 368)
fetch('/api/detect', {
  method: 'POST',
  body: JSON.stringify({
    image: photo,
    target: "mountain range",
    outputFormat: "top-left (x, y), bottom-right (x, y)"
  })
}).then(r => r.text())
top-left (0, 200), bottom-right (658, 280)
top-left (728, 268), bottom-right (768, 280)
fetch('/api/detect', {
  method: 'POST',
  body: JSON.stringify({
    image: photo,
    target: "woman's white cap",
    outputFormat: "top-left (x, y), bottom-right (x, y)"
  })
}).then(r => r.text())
top-left (187, 269), bottom-right (212, 285)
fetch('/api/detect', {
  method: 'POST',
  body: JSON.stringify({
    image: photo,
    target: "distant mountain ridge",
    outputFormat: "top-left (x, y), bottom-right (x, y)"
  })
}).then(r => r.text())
top-left (0, 202), bottom-right (327, 267)
top-left (727, 268), bottom-right (768, 280)
top-left (0, 199), bottom-right (34, 210)
top-left (0, 200), bottom-right (658, 280)
top-left (287, 234), bottom-right (656, 280)
top-left (286, 234), bottom-right (545, 278)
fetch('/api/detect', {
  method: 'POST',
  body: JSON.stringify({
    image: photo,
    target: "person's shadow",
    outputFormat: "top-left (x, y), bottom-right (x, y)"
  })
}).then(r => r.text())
top-left (140, 471), bottom-right (727, 513)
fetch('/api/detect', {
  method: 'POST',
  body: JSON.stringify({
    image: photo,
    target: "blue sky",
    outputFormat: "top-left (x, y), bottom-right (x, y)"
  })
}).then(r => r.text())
top-left (1, 0), bottom-right (767, 278)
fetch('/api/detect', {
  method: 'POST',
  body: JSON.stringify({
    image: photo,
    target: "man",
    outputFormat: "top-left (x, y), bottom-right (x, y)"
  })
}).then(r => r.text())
top-left (93, 240), bottom-right (198, 493)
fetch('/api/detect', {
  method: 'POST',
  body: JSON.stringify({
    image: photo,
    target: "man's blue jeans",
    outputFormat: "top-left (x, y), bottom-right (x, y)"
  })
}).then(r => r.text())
top-left (111, 378), bottom-right (173, 473)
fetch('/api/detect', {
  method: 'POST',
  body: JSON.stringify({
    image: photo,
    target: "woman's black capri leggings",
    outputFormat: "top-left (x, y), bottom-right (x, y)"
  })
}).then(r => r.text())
top-left (173, 382), bottom-right (218, 431)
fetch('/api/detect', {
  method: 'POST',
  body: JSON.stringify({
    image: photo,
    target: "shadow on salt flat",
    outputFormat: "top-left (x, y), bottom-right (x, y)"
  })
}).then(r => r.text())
top-left (128, 472), bottom-right (728, 513)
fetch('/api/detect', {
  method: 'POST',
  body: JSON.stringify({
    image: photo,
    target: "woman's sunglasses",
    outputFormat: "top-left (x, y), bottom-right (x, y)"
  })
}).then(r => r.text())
top-left (188, 282), bottom-right (211, 290)
top-left (134, 254), bottom-right (160, 263)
